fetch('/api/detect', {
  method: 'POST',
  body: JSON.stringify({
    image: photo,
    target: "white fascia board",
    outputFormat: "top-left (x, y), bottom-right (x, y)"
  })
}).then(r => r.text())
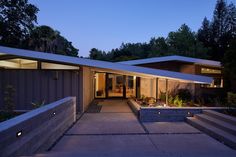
top-left (0, 46), bottom-right (213, 84)
top-left (119, 55), bottom-right (221, 67)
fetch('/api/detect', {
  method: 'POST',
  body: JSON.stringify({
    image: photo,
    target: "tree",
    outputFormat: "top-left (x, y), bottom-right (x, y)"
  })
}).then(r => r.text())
top-left (167, 24), bottom-right (208, 58)
top-left (200, 0), bottom-right (236, 61)
top-left (0, 0), bottom-right (39, 47)
top-left (89, 48), bottom-right (105, 60)
top-left (26, 25), bottom-right (78, 56)
top-left (148, 37), bottom-right (169, 57)
top-left (198, 17), bottom-right (212, 48)
top-left (223, 39), bottom-right (236, 92)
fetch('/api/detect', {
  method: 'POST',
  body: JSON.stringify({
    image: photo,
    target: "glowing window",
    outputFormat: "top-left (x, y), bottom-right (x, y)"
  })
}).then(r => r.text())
top-left (41, 62), bottom-right (80, 70)
top-left (201, 68), bottom-right (221, 74)
top-left (0, 58), bottom-right (37, 69)
top-left (201, 77), bottom-right (223, 88)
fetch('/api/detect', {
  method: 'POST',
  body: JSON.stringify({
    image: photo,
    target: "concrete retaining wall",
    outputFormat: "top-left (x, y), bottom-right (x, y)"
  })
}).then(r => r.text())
top-left (127, 99), bottom-right (140, 115)
top-left (0, 97), bottom-right (76, 157)
top-left (140, 107), bottom-right (202, 122)
top-left (139, 107), bottom-right (230, 122)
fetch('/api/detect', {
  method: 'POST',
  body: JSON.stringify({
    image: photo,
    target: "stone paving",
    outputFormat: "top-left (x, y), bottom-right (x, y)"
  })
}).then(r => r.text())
top-left (46, 99), bottom-right (236, 157)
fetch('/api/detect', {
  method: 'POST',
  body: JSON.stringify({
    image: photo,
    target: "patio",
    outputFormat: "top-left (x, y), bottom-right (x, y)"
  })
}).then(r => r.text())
top-left (47, 100), bottom-right (236, 157)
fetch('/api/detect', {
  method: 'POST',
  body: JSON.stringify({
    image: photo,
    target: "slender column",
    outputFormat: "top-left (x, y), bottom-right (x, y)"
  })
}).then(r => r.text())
top-left (165, 79), bottom-right (168, 105)
top-left (156, 78), bottom-right (159, 100)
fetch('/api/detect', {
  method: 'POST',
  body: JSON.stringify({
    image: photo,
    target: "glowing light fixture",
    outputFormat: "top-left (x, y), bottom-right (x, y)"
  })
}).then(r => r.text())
top-left (16, 131), bottom-right (22, 137)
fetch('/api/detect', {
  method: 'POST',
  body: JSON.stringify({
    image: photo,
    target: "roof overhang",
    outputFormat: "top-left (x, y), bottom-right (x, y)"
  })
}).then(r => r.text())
top-left (119, 55), bottom-right (221, 67)
top-left (0, 46), bottom-right (213, 84)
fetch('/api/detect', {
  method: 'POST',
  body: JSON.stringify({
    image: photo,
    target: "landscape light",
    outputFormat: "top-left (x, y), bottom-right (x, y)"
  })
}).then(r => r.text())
top-left (16, 131), bottom-right (22, 137)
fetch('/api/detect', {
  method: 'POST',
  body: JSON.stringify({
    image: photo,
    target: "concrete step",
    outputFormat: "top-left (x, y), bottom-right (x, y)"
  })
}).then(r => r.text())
top-left (203, 110), bottom-right (236, 125)
top-left (186, 117), bottom-right (236, 149)
top-left (195, 114), bottom-right (236, 135)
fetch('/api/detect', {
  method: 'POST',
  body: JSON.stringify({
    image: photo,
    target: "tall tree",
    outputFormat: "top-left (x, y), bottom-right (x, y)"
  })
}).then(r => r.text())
top-left (197, 0), bottom-right (236, 61)
top-left (0, 0), bottom-right (39, 47)
top-left (89, 48), bottom-right (105, 60)
top-left (198, 17), bottom-right (212, 49)
top-left (167, 24), bottom-right (208, 58)
top-left (26, 25), bottom-right (78, 56)
top-left (223, 39), bottom-right (236, 92)
top-left (148, 37), bottom-right (169, 57)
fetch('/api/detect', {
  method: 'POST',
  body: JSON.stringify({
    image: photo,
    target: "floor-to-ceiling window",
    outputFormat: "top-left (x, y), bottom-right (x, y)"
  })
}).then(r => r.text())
top-left (95, 72), bottom-right (106, 98)
top-left (94, 72), bottom-right (137, 98)
top-left (107, 74), bottom-right (124, 97)
top-left (126, 76), bottom-right (136, 98)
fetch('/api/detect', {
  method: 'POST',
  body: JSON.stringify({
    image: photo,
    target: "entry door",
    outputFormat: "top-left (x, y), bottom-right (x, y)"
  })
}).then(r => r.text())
top-left (107, 74), bottom-right (124, 97)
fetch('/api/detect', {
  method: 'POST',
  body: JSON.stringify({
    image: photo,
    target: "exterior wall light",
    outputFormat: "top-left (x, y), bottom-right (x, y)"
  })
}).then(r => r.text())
top-left (53, 112), bottom-right (56, 115)
top-left (187, 112), bottom-right (191, 116)
top-left (16, 131), bottom-right (22, 137)
top-left (158, 111), bottom-right (161, 115)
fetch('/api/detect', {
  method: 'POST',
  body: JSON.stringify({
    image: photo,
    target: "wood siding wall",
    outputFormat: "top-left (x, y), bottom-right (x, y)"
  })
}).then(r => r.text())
top-left (0, 70), bottom-right (80, 111)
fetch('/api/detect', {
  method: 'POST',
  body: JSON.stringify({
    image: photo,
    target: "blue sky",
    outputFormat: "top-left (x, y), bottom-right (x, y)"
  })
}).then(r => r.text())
top-left (29, 0), bottom-right (219, 57)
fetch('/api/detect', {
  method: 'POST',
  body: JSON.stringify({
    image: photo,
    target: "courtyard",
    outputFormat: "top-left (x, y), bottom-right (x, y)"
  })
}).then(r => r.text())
top-left (44, 100), bottom-right (235, 157)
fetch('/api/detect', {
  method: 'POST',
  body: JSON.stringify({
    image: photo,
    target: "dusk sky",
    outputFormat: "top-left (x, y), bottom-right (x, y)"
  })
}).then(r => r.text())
top-left (29, 0), bottom-right (220, 57)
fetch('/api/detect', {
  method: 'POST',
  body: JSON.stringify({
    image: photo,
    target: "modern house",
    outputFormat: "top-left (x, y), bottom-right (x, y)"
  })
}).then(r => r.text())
top-left (0, 46), bottom-right (213, 112)
top-left (120, 56), bottom-right (223, 101)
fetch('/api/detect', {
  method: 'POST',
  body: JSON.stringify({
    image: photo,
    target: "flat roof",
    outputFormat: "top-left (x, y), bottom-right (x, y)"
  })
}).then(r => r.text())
top-left (0, 46), bottom-right (213, 84)
top-left (118, 55), bottom-right (221, 67)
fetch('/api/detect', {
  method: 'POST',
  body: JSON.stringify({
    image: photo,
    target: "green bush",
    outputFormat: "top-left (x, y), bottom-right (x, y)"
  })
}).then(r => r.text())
top-left (177, 89), bottom-right (192, 102)
top-left (227, 92), bottom-right (236, 107)
top-left (4, 85), bottom-right (16, 113)
top-left (31, 100), bottom-right (45, 109)
top-left (159, 91), bottom-right (166, 102)
top-left (173, 95), bottom-right (183, 107)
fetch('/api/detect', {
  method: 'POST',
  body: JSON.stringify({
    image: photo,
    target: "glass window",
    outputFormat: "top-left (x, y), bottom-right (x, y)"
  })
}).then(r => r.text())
top-left (107, 74), bottom-right (124, 97)
top-left (201, 68), bottom-right (221, 74)
top-left (126, 76), bottom-right (136, 98)
top-left (95, 73), bottom-right (106, 98)
top-left (41, 62), bottom-right (79, 69)
top-left (201, 77), bottom-right (223, 88)
top-left (0, 58), bottom-right (37, 69)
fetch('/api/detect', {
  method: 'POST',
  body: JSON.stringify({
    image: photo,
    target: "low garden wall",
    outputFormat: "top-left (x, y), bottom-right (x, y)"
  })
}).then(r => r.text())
top-left (127, 99), bottom-right (140, 115)
top-left (127, 99), bottom-right (229, 122)
top-left (0, 97), bottom-right (76, 157)
top-left (139, 107), bottom-right (202, 122)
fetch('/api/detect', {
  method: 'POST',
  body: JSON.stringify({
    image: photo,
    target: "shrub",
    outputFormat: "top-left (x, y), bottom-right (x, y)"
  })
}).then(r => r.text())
top-left (3, 85), bottom-right (16, 113)
top-left (31, 100), bottom-right (45, 108)
top-left (227, 92), bottom-right (236, 108)
top-left (177, 89), bottom-right (192, 102)
top-left (173, 95), bottom-right (183, 107)
top-left (159, 91), bottom-right (166, 102)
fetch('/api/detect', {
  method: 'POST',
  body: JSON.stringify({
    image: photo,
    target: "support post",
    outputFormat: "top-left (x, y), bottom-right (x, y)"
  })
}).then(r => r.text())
top-left (165, 79), bottom-right (168, 105)
top-left (156, 78), bottom-right (159, 100)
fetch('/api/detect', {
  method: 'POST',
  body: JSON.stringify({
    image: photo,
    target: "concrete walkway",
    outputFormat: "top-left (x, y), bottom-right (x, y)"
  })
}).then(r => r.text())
top-left (41, 100), bottom-right (236, 157)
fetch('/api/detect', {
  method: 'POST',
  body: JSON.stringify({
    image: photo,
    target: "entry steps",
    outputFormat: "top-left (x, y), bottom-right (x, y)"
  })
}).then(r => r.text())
top-left (186, 110), bottom-right (236, 149)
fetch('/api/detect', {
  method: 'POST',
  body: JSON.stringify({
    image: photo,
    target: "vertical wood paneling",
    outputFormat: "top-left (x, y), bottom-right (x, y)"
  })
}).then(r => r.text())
top-left (0, 71), bottom-right (3, 109)
top-left (0, 70), bottom-right (80, 110)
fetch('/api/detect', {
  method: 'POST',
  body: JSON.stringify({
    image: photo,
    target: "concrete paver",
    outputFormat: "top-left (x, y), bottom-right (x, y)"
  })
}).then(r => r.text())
top-left (45, 99), bottom-right (236, 157)
top-left (143, 122), bottom-right (201, 134)
top-left (66, 113), bottom-right (145, 134)
top-left (149, 134), bottom-right (236, 156)
top-left (52, 135), bottom-right (160, 156)
top-left (99, 100), bottom-right (132, 113)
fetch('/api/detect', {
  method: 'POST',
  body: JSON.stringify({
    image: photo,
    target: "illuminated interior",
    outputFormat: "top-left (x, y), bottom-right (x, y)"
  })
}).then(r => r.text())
top-left (201, 77), bottom-right (223, 88)
top-left (94, 72), bottom-right (136, 98)
top-left (0, 57), bottom-right (79, 69)
top-left (41, 62), bottom-right (79, 69)
top-left (201, 68), bottom-right (221, 74)
top-left (126, 76), bottom-right (136, 97)
top-left (95, 73), bottom-right (106, 98)
top-left (0, 58), bottom-right (37, 69)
